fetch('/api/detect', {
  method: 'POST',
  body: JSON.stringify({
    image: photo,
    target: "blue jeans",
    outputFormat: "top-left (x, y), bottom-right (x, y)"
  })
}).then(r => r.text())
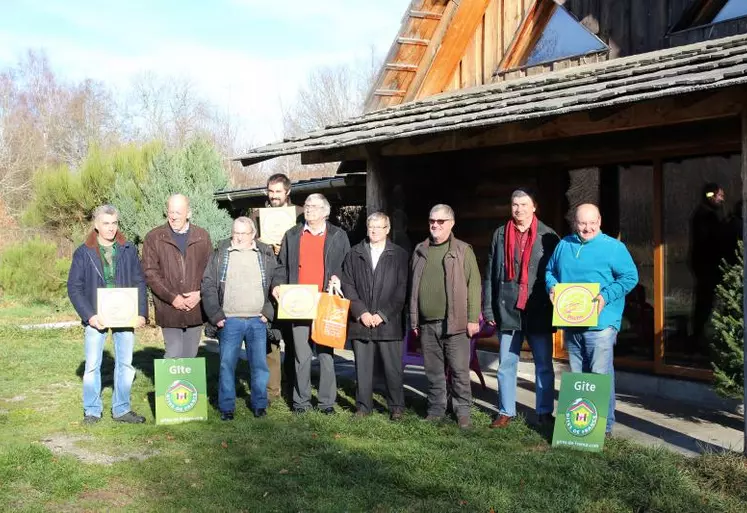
top-left (497, 331), bottom-right (554, 417)
top-left (218, 317), bottom-right (269, 413)
top-left (566, 327), bottom-right (617, 433)
top-left (83, 326), bottom-right (136, 418)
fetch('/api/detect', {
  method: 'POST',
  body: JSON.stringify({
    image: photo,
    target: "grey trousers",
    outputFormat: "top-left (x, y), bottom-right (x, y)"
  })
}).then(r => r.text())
top-left (162, 326), bottom-right (202, 358)
top-left (352, 339), bottom-right (405, 413)
top-left (420, 321), bottom-right (472, 417)
top-left (292, 324), bottom-right (337, 410)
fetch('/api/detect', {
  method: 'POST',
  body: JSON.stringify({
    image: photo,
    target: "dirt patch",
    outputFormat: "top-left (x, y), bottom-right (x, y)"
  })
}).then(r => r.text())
top-left (41, 434), bottom-right (159, 466)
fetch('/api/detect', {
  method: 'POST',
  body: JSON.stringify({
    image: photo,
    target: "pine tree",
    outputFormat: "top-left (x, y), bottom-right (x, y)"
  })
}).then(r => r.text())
top-left (710, 241), bottom-right (744, 399)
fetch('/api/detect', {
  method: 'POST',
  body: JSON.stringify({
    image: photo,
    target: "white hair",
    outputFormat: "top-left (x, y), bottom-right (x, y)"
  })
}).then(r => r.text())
top-left (305, 193), bottom-right (331, 218)
top-left (233, 216), bottom-right (257, 233)
top-left (367, 212), bottom-right (390, 227)
top-left (92, 204), bottom-right (119, 222)
top-left (429, 204), bottom-right (454, 220)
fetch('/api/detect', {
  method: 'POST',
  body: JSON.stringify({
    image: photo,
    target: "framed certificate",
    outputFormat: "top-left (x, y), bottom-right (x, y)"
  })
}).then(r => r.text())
top-left (277, 285), bottom-right (320, 320)
top-left (259, 207), bottom-right (297, 246)
top-left (552, 283), bottom-right (600, 327)
top-left (97, 287), bottom-right (139, 328)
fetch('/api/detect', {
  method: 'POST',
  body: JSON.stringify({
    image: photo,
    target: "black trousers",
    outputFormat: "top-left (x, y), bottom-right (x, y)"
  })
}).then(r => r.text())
top-left (352, 339), bottom-right (405, 413)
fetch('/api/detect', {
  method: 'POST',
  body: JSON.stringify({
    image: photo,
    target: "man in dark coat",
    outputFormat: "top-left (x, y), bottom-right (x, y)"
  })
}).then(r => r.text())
top-left (272, 193), bottom-right (350, 414)
top-left (483, 189), bottom-right (559, 428)
top-left (201, 217), bottom-right (278, 420)
top-left (67, 204), bottom-right (147, 424)
top-left (142, 194), bottom-right (213, 358)
top-left (341, 212), bottom-right (408, 420)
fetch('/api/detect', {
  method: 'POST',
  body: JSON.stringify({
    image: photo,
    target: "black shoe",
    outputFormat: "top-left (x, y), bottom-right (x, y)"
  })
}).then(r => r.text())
top-left (253, 408), bottom-right (267, 418)
top-left (537, 413), bottom-right (555, 426)
top-left (220, 411), bottom-right (234, 421)
top-left (113, 411), bottom-right (145, 424)
top-left (319, 407), bottom-right (335, 415)
top-left (83, 415), bottom-right (101, 425)
top-left (293, 407), bottom-right (309, 415)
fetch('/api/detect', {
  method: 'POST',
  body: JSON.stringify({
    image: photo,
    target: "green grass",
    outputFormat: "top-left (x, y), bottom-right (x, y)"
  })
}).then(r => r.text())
top-left (0, 296), bottom-right (77, 326)
top-left (1, 325), bottom-right (746, 512)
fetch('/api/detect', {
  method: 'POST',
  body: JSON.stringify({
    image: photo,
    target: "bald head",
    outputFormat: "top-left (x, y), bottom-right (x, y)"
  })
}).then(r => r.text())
top-left (574, 203), bottom-right (601, 241)
top-left (166, 194), bottom-right (191, 233)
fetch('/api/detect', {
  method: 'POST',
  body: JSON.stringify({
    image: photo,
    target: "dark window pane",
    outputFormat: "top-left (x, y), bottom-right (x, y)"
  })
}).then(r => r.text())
top-left (525, 6), bottom-right (607, 67)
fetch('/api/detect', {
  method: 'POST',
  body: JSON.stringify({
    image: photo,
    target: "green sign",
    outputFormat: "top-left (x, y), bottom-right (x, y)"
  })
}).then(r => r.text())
top-left (552, 372), bottom-right (611, 452)
top-left (154, 358), bottom-right (208, 425)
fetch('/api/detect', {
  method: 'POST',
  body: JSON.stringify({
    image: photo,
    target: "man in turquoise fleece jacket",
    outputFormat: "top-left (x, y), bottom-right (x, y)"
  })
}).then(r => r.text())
top-left (545, 203), bottom-right (638, 435)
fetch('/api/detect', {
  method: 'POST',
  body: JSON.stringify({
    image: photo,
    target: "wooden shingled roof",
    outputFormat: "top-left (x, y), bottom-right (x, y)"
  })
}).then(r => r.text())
top-left (235, 33), bottom-right (747, 166)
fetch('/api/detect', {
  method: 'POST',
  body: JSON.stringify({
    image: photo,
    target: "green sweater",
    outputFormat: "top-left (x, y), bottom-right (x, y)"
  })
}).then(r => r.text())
top-left (418, 240), bottom-right (481, 323)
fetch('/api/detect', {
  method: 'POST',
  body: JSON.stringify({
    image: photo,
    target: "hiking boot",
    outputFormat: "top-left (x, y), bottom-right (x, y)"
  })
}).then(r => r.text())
top-left (389, 409), bottom-right (404, 421)
top-left (489, 415), bottom-right (512, 429)
top-left (253, 408), bottom-right (267, 418)
top-left (83, 415), bottom-right (101, 425)
top-left (220, 411), bottom-right (234, 421)
top-left (457, 416), bottom-right (473, 430)
top-left (113, 411), bottom-right (145, 424)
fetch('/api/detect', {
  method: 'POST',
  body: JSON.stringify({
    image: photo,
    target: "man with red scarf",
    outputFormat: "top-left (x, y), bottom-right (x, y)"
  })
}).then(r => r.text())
top-left (483, 189), bottom-right (559, 428)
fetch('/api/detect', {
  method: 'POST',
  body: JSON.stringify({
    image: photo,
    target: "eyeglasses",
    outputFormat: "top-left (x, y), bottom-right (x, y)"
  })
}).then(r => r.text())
top-left (368, 225), bottom-right (388, 230)
top-left (428, 218), bottom-right (451, 226)
top-left (304, 204), bottom-right (324, 211)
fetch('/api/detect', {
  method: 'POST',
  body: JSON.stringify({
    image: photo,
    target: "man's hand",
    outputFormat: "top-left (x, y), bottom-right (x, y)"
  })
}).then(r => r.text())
top-left (467, 322), bottom-right (480, 338)
top-left (371, 314), bottom-right (384, 327)
top-left (272, 244), bottom-right (281, 256)
top-left (172, 294), bottom-right (188, 311)
top-left (88, 315), bottom-right (104, 330)
top-left (328, 275), bottom-right (341, 291)
top-left (136, 316), bottom-right (146, 328)
top-left (272, 286), bottom-right (280, 301)
top-left (486, 320), bottom-right (496, 327)
top-left (549, 287), bottom-right (555, 305)
top-left (594, 294), bottom-right (606, 313)
top-left (183, 291), bottom-right (201, 310)
top-left (360, 312), bottom-right (374, 328)
top-left (217, 319), bottom-right (226, 328)
top-left (259, 314), bottom-right (268, 324)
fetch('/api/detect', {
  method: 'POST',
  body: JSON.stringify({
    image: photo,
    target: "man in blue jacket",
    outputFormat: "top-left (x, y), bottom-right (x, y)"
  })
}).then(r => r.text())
top-left (67, 205), bottom-right (147, 424)
top-left (545, 203), bottom-right (638, 435)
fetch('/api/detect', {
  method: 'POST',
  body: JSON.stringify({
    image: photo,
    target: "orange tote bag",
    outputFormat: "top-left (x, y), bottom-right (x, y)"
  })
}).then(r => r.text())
top-left (311, 284), bottom-right (350, 349)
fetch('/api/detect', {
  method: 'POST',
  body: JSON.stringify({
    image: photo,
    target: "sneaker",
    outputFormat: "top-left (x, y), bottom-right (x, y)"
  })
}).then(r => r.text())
top-left (113, 411), bottom-right (145, 424)
top-left (389, 409), bottom-right (404, 421)
top-left (319, 407), bottom-right (336, 416)
top-left (457, 416), bottom-right (473, 430)
top-left (220, 411), bottom-right (234, 421)
top-left (489, 415), bottom-right (512, 429)
top-left (253, 408), bottom-right (267, 418)
top-left (83, 415), bottom-right (101, 425)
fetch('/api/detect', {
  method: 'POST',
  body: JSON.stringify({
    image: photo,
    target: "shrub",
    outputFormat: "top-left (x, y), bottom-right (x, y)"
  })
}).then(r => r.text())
top-left (710, 241), bottom-right (744, 399)
top-left (0, 238), bottom-right (70, 302)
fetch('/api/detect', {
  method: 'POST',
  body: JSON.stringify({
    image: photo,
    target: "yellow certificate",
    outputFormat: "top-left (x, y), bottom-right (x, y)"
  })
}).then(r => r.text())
top-left (259, 207), bottom-right (298, 246)
top-left (277, 285), bottom-right (319, 320)
top-left (552, 283), bottom-right (600, 327)
top-left (97, 287), bottom-right (139, 328)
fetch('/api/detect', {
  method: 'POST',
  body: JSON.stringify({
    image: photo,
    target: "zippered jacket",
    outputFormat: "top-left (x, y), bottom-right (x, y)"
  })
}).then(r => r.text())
top-left (67, 230), bottom-right (148, 326)
top-left (142, 223), bottom-right (212, 328)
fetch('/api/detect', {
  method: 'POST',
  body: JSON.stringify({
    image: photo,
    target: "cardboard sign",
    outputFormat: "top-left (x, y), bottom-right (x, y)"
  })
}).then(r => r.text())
top-left (277, 284), bottom-right (320, 319)
top-left (97, 287), bottom-right (138, 328)
top-left (154, 358), bottom-right (208, 425)
top-left (552, 372), bottom-right (611, 452)
top-left (552, 283), bottom-right (600, 327)
top-left (258, 206), bottom-right (297, 246)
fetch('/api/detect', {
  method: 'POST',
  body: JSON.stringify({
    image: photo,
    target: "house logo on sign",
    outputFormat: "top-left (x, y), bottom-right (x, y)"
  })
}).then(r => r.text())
top-left (564, 398), bottom-right (598, 437)
top-left (166, 380), bottom-right (198, 413)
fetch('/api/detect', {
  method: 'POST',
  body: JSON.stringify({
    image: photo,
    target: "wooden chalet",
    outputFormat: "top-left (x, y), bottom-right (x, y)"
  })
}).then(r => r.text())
top-left (235, 0), bottom-right (747, 381)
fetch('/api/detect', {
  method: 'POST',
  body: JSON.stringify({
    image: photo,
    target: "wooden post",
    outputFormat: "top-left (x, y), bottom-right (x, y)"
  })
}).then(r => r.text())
top-left (653, 160), bottom-right (665, 373)
top-left (365, 146), bottom-right (386, 216)
top-left (742, 109), bottom-right (747, 457)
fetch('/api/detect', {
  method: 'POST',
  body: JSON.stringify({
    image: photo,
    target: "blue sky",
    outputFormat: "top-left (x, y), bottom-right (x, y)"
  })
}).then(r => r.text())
top-left (0, 0), bottom-right (406, 146)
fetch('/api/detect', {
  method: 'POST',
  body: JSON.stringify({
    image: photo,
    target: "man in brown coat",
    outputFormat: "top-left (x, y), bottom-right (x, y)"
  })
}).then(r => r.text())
top-left (143, 194), bottom-right (213, 358)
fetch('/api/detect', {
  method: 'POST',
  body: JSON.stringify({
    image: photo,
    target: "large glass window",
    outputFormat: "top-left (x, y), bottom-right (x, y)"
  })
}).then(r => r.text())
top-left (713, 0), bottom-right (747, 23)
top-left (663, 155), bottom-right (742, 368)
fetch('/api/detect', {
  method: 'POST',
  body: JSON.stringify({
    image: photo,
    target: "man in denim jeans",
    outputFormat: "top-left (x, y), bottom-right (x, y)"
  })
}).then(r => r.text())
top-left (483, 189), bottom-right (559, 429)
top-left (67, 205), bottom-right (147, 425)
top-left (546, 203), bottom-right (638, 435)
top-left (202, 217), bottom-right (278, 420)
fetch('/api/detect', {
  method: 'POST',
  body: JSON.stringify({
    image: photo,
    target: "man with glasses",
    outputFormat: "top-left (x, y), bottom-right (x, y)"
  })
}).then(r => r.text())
top-left (202, 217), bottom-right (278, 420)
top-left (341, 212), bottom-right (408, 420)
top-left (409, 204), bottom-right (481, 429)
top-left (272, 194), bottom-right (350, 414)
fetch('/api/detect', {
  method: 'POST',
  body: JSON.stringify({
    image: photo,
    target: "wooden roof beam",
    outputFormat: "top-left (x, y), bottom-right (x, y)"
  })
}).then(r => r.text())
top-left (409, 10), bottom-right (443, 20)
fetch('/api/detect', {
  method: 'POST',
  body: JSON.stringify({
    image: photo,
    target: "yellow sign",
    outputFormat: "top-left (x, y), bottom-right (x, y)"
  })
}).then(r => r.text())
top-left (552, 283), bottom-right (600, 327)
top-left (97, 287), bottom-right (139, 328)
top-left (277, 284), bottom-right (320, 320)
top-left (259, 207), bottom-right (298, 246)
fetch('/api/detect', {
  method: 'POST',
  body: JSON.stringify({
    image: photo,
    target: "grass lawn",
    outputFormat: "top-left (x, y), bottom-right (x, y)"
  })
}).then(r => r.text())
top-left (1, 324), bottom-right (746, 512)
top-left (0, 296), bottom-right (77, 326)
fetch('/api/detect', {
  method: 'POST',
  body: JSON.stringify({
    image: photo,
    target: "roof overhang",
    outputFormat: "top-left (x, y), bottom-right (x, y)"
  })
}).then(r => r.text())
top-left (234, 34), bottom-right (747, 167)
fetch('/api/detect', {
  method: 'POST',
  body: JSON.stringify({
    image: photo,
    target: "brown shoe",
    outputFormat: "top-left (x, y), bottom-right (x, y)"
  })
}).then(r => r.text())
top-left (389, 409), bottom-right (404, 421)
top-left (489, 415), bottom-right (512, 429)
top-left (457, 416), bottom-right (473, 430)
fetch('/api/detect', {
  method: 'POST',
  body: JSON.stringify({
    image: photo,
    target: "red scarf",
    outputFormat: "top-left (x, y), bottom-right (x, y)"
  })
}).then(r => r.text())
top-left (504, 216), bottom-right (538, 310)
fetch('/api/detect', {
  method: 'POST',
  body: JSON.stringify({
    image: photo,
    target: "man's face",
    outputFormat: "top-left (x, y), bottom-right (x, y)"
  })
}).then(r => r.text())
top-left (575, 209), bottom-right (601, 242)
top-left (231, 222), bottom-right (255, 249)
top-left (428, 209), bottom-right (454, 244)
top-left (267, 182), bottom-right (290, 207)
top-left (303, 199), bottom-right (326, 223)
top-left (167, 198), bottom-right (190, 232)
top-left (708, 189), bottom-right (725, 206)
top-left (95, 214), bottom-right (118, 243)
top-left (367, 220), bottom-right (390, 245)
top-left (511, 195), bottom-right (536, 225)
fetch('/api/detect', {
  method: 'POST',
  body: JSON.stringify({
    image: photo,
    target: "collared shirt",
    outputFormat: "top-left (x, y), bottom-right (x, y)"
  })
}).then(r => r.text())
top-left (514, 223), bottom-right (530, 260)
top-left (303, 222), bottom-right (326, 236)
top-left (370, 242), bottom-right (385, 270)
top-left (172, 222), bottom-right (190, 235)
